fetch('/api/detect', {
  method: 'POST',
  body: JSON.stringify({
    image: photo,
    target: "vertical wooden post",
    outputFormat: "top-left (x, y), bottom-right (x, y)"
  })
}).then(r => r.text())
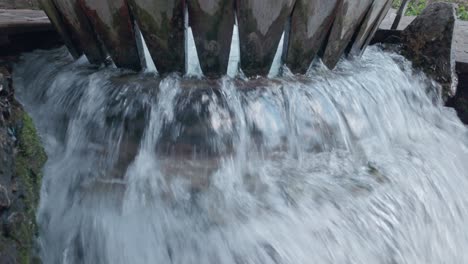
top-left (391, 0), bottom-right (410, 29)
top-left (236, 0), bottom-right (296, 77)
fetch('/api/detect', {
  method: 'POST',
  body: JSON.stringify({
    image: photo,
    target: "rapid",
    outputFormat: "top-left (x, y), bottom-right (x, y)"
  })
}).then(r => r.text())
top-left (12, 45), bottom-right (468, 263)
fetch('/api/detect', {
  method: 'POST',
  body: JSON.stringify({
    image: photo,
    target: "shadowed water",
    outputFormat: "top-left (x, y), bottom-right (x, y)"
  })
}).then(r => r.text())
top-left (13, 46), bottom-right (468, 263)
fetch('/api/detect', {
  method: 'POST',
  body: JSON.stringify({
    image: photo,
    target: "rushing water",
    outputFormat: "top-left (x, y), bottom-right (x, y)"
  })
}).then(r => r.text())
top-left (13, 46), bottom-right (468, 263)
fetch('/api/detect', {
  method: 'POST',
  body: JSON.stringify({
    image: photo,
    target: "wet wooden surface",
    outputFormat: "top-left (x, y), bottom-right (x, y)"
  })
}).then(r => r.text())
top-left (2, 7), bottom-right (468, 68)
top-left (358, 0), bottom-right (393, 55)
top-left (0, 9), bottom-right (51, 33)
top-left (187, 0), bottom-right (235, 78)
top-left (79, 0), bottom-right (141, 70)
top-left (0, 8), bottom-right (63, 56)
top-left (237, 0), bottom-right (296, 77)
top-left (127, 0), bottom-right (185, 74)
top-left (321, 0), bottom-right (373, 69)
top-left (53, 0), bottom-right (106, 64)
top-left (286, 0), bottom-right (339, 74)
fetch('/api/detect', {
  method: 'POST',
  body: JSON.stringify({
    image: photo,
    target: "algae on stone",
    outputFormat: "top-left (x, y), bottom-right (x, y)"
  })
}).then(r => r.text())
top-left (0, 106), bottom-right (47, 263)
top-left (13, 112), bottom-right (46, 263)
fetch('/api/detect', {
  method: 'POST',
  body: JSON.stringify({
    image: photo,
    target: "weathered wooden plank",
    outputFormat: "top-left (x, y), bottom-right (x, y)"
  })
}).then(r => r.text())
top-left (348, 0), bottom-right (391, 55)
top-left (127, 0), bottom-right (185, 74)
top-left (53, 0), bottom-right (106, 64)
top-left (236, 0), bottom-right (296, 77)
top-left (187, 0), bottom-right (235, 78)
top-left (392, 0), bottom-right (410, 30)
top-left (79, 0), bottom-right (141, 71)
top-left (321, 0), bottom-right (373, 69)
top-left (359, 0), bottom-right (392, 54)
top-left (285, 0), bottom-right (340, 74)
top-left (0, 9), bottom-right (52, 33)
top-left (39, 0), bottom-right (82, 59)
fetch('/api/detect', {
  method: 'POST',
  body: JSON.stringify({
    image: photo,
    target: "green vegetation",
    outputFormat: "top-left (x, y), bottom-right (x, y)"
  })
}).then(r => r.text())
top-left (0, 109), bottom-right (46, 263)
top-left (458, 4), bottom-right (468, 20)
top-left (392, 0), bottom-right (468, 20)
top-left (13, 111), bottom-right (47, 264)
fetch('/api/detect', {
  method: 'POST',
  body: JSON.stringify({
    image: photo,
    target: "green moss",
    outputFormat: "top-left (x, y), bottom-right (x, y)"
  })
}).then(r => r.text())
top-left (12, 111), bottom-right (47, 264)
top-left (457, 5), bottom-right (468, 20)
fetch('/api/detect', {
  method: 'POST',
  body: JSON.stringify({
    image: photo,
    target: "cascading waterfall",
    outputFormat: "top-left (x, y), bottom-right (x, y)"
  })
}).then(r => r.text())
top-left (13, 46), bottom-right (468, 263)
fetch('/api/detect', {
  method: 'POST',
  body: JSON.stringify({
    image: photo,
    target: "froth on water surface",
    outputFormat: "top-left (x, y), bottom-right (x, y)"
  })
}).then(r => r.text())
top-left (13, 46), bottom-right (468, 263)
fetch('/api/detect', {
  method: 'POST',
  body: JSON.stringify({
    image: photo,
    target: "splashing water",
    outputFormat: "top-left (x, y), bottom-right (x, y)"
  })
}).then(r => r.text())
top-left (13, 46), bottom-right (468, 264)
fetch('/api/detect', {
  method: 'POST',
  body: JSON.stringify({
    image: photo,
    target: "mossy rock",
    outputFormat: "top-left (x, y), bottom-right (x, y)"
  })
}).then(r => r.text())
top-left (13, 112), bottom-right (46, 264)
top-left (0, 108), bottom-right (47, 264)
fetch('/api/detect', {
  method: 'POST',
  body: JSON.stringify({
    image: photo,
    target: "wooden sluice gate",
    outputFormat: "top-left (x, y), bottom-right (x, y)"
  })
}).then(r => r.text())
top-left (2, 0), bottom-right (394, 76)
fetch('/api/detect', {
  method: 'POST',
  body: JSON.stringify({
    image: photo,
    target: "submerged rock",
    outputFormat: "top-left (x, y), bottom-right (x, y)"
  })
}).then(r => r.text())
top-left (40, 0), bottom-right (82, 59)
top-left (349, 0), bottom-right (392, 56)
top-left (401, 2), bottom-right (458, 101)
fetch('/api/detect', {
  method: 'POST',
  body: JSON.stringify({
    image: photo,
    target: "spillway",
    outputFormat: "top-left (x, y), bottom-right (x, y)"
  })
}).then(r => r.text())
top-left (12, 45), bottom-right (468, 263)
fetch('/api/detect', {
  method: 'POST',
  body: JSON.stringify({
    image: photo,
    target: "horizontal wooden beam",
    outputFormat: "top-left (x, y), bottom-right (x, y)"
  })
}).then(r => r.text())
top-left (0, 9), bottom-right (53, 34)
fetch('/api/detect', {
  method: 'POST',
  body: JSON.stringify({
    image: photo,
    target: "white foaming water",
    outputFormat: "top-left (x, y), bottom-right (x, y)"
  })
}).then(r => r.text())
top-left (227, 23), bottom-right (241, 78)
top-left (268, 32), bottom-right (286, 78)
top-left (134, 23), bottom-right (157, 74)
top-left (13, 46), bottom-right (468, 264)
top-left (185, 27), bottom-right (204, 77)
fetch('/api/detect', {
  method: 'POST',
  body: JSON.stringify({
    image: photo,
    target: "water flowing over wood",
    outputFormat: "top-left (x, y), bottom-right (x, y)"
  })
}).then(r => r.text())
top-left (321, 0), bottom-right (373, 69)
top-left (79, 0), bottom-right (141, 71)
top-left (236, 0), bottom-right (296, 77)
top-left (349, 0), bottom-right (392, 56)
top-left (39, 0), bottom-right (82, 59)
top-left (187, 0), bottom-right (235, 78)
top-left (127, 0), bottom-right (185, 74)
top-left (285, 0), bottom-right (340, 74)
top-left (53, 0), bottom-right (106, 64)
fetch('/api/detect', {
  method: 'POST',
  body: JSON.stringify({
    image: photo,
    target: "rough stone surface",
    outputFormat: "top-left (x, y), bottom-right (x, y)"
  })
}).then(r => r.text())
top-left (79, 0), bottom-right (141, 71)
top-left (187, 0), bottom-right (235, 78)
top-left (237, 0), bottom-right (295, 77)
top-left (127, 0), bottom-right (185, 74)
top-left (0, 61), bottom-right (47, 264)
top-left (401, 2), bottom-right (458, 100)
